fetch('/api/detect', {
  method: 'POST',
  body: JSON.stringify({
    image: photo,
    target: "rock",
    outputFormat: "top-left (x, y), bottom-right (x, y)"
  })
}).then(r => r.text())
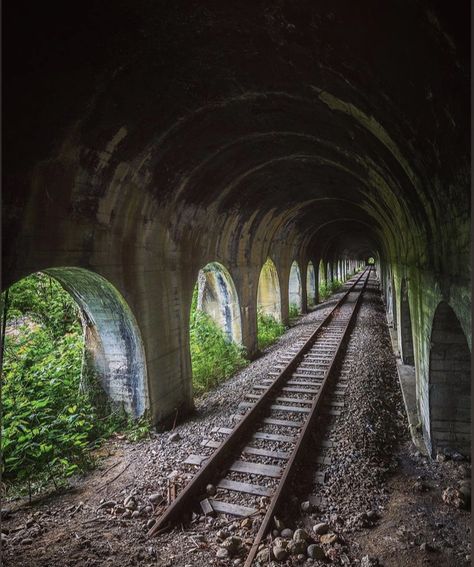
top-left (240, 517), bottom-right (252, 529)
top-left (300, 501), bottom-right (311, 512)
top-left (366, 510), bottom-right (378, 520)
top-left (361, 556), bottom-right (380, 567)
top-left (293, 528), bottom-right (309, 542)
top-left (442, 487), bottom-right (466, 509)
top-left (217, 529), bottom-right (230, 540)
top-left (256, 548), bottom-right (270, 563)
top-left (221, 536), bottom-right (242, 555)
top-left (307, 544), bottom-right (326, 560)
top-left (272, 545), bottom-right (288, 562)
top-left (169, 432), bottom-right (181, 442)
top-left (216, 548), bottom-right (229, 559)
top-left (274, 516), bottom-right (285, 530)
top-left (272, 530), bottom-right (280, 538)
top-left (146, 519), bottom-right (155, 529)
top-left (273, 537), bottom-right (288, 549)
top-left (149, 493), bottom-right (163, 505)
top-left (233, 559), bottom-right (242, 566)
top-left (132, 510), bottom-right (140, 518)
top-left (21, 538), bottom-right (33, 545)
top-left (1, 533), bottom-right (7, 544)
top-left (122, 510), bottom-right (132, 518)
top-left (312, 522), bottom-right (329, 535)
top-left (287, 539), bottom-right (307, 555)
top-left (206, 484), bottom-right (217, 496)
top-left (320, 533), bottom-right (338, 545)
top-left (281, 528), bottom-right (294, 538)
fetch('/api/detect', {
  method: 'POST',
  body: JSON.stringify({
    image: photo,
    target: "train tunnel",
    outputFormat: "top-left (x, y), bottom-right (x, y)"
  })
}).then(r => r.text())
top-left (1, 2), bottom-right (471, 564)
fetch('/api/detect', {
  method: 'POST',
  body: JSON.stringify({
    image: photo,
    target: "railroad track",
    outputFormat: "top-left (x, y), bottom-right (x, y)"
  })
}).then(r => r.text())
top-left (149, 267), bottom-right (372, 565)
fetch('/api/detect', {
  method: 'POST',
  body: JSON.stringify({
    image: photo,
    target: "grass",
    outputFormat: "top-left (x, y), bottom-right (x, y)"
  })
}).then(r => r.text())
top-left (189, 288), bottom-right (247, 394)
top-left (319, 279), bottom-right (343, 301)
top-left (289, 303), bottom-right (300, 318)
top-left (257, 309), bottom-right (286, 350)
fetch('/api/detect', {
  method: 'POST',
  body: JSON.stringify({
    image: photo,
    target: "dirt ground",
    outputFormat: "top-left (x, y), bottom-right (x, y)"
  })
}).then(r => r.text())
top-left (1, 285), bottom-right (471, 567)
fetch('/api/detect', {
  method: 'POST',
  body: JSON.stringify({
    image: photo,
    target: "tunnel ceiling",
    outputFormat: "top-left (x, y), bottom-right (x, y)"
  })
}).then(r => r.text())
top-left (3, 0), bottom-right (470, 276)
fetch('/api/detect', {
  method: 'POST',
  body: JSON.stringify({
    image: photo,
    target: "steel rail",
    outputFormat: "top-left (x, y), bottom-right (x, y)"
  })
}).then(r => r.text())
top-left (243, 267), bottom-right (371, 566)
top-left (148, 268), bottom-right (369, 538)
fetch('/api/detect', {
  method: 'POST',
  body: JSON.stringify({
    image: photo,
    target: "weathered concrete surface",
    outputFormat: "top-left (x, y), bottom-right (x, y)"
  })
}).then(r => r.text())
top-left (3, 1), bottom-right (470, 440)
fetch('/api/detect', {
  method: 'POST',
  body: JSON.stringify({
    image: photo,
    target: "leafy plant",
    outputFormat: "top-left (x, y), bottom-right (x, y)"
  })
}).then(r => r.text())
top-left (319, 279), bottom-right (343, 301)
top-left (257, 309), bottom-right (286, 350)
top-left (289, 303), bottom-right (300, 318)
top-left (1, 273), bottom-right (148, 498)
top-left (189, 287), bottom-right (247, 394)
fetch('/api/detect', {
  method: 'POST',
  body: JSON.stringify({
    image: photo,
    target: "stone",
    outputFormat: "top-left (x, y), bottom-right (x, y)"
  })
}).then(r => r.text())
top-left (206, 484), bottom-right (217, 496)
top-left (132, 510), bottom-right (140, 518)
top-left (300, 501), bottom-right (311, 512)
top-left (361, 556), bottom-right (380, 567)
top-left (169, 432), bottom-right (181, 442)
top-left (274, 516), bottom-right (285, 530)
top-left (240, 517), bottom-right (252, 529)
top-left (272, 545), bottom-right (288, 562)
top-left (312, 522), bottom-right (329, 535)
top-left (146, 519), bottom-right (155, 529)
top-left (272, 530), bottom-right (280, 537)
top-left (233, 559), bottom-right (243, 566)
top-left (256, 548), bottom-right (270, 563)
top-left (320, 533), bottom-right (338, 545)
top-left (273, 537), bottom-right (288, 549)
top-left (221, 536), bottom-right (242, 555)
top-left (149, 493), bottom-right (163, 504)
top-left (217, 529), bottom-right (230, 539)
top-left (287, 539), bottom-right (307, 555)
top-left (442, 487), bottom-right (466, 508)
top-left (122, 510), bottom-right (132, 518)
top-left (216, 548), bottom-right (229, 559)
top-left (21, 538), bottom-right (33, 545)
top-left (293, 528), bottom-right (309, 542)
top-left (281, 528), bottom-right (294, 538)
top-left (307, 544), bottom-right (326, 560)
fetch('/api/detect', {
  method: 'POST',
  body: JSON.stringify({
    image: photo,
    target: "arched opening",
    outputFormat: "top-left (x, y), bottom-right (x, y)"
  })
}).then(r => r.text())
top-left (2, 268), bottom-right (148, 494)
top-left (257, 258), bottom-right (284, 350)
top-left (194, 262), bottom-right (242, 344)
top-left (306, 261), bottom-right (317, 308)
top-left (318, 259), bottom-right (326, 289)
top-left (189, 262), bottom-right (246, 393)
top-left (429, 301), bottom-right (471, 457)
top-left (400, 279), bottom-right (415, 366)
top-left (288, 261), bottom-right (302, 316)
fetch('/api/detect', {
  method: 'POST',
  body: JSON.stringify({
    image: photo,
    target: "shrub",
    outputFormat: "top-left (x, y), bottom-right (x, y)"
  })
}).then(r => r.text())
top-left (189, 291), bottom-right (247, 394)
top-left (319, 279), bottom-right (343, 301)
top-left (257, 309), bottom-right (286, 350)
top-left (1, 274), bottom-right (150, 497)
top-left (289, 303), bottom-right (300, 318)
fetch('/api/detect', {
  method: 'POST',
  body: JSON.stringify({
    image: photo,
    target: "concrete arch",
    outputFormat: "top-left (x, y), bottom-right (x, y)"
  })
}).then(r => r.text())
top-left (195, 262), bottom-right (242, 344)
top-left (257, 258), bottom-right (282, 322)
top-left (400, 279), bottom-right (415, 366)
top-left (306, 262), bottom-right (317, 308)
top-left (429, 301), bottom-right (471, 457)
top-left (32, 267), bottom-right (148, 418)
top-left (288, 261), bottom-right (303, 314)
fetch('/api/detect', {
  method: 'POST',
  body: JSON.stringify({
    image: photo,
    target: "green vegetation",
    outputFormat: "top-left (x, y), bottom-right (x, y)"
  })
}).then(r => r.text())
top-left (1, 273), bottom-right (150, 498)
top-left (257, 309), bottom-right (286, 350)
top-left (318, 279), bottom-right (343, 301)
top-left (289, 303), bottom-right (300, 318)
top-left (189, 286), bottom-right (247, 394)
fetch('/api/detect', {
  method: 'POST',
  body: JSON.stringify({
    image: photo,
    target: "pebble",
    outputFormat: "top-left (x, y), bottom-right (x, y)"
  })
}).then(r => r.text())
top-left (307, 544), bottom-right (326, 560)
top-left (287, 539), bottom-right (307, 555)
top-left (281, 528), bottom-right (294, 538)
top-left (272, 545), bottom-right (288, 562)
top-left (274, 516), bottom-right (285, 530)
top-left (312, 522), bottom-right (329, 535)
top-left (320, 533), bottom-right (338, 545)
top-left (221, 536), bottom-right (242, 555)
top-left (256, 548), bottom-right (270, 563)
top-left (146, 519), bottom-right (155, 529)
top-left (168, 432), bottom-right (181, 442)
top-left (300, 501), bottom-right (311, 512)
top-left (149, 493), bottom-right (163, 504)
top-left (361, 556), bottom-right (380, 567)
top-left (216, 548), bottom-right (229, 559)
top-left (293, 528), bottom-right (309, 542)
top-left (21, 538), bottom-right (33, 545)
top-left (206, 484), bottom-right (217, 496)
